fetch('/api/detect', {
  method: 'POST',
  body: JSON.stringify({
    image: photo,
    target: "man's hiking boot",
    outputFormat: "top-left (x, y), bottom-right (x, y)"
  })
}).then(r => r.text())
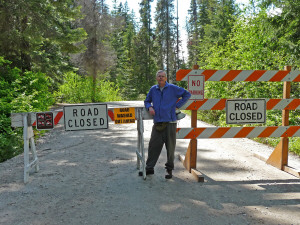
top-left (165, 169), bottom-right (173, 179)
top-left (138, 169), bottom-right (154, 176)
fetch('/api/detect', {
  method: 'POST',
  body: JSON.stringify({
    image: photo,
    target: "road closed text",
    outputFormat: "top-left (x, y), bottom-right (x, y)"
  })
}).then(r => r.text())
top-left (226, 99), bottom-right (266, 124)
top-left (63, 104), bottom-right (108, 131)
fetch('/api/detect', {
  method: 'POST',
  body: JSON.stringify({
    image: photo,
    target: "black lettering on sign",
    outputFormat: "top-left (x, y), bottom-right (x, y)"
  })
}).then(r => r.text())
top-left (87, 108), bottom-right (92, 116)
top-left (80, 119), bottom-right (84, 127)
top-left (252, 103), bottom-right (258, 110)
top-left (235, 103), bottom-right (240, 110)
top-left (235, 102), bottom-right (259, 111)
top-left (120, 108), bottom-right (129, 112)
top-left (81, 109), bottom-right (85, 116)
top-left (94, 108), bottom-right (98, 116)
top-left (87, 118), bottom-right (91, 126)
top-left (257, 113), bottom-right (262, 120)
top-left (73, 109), bottom-right (78, 117)
top-left (99, 118), bottom-right (104, 125)
top-left (229, 112), bottom-right (264, 121)
top-left (68, 120), bottom-right (73, 127)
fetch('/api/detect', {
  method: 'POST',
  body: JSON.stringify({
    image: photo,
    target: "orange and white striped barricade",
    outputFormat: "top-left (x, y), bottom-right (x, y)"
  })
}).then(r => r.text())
top-left (176, 67), bottom-right (300, 180)
top-left (176, 126), bottom-right (300, 139)
top-left (176, 69), bottom-right (300, 82)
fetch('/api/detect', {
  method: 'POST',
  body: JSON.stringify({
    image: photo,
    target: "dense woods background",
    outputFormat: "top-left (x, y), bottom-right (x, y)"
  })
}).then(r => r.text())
top-left (0, 0), bottom-right (299, 162)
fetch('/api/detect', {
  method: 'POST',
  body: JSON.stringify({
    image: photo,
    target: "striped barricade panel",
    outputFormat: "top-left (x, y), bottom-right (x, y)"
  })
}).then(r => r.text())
top-left (176, 126), bottom-right (300, 139)
top-left (11, 107), bottom-right (152, 128)
top-left (11, 109), bottom-right (118, 127)
top-left (180, 99), bottom-right (300, 110)
top-left (176, 69), bottom-right (300, 82)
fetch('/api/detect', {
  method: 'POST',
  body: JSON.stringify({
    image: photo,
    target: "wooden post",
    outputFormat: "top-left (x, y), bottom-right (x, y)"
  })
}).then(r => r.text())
top-left (178, 64), bottom-right (204, 182)
top-left (266, 66), bottom-right (291, 170)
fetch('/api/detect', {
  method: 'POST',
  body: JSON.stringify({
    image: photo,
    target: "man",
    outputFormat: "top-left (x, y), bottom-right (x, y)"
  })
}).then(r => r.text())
top-left (141, 70), bottom-right (191, 179)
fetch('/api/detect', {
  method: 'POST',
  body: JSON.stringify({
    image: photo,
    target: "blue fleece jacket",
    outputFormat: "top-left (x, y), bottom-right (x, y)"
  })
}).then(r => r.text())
top-left (144, 82), bottom-right (191, 123)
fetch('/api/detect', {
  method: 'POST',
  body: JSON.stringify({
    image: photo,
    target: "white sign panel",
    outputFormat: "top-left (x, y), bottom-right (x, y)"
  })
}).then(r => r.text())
top-left (188, 75), bottom-right (205, 100)
top-left (226, 99), bottom-right (266, 124)
top-left (64, 104), bottom-right (108, 131)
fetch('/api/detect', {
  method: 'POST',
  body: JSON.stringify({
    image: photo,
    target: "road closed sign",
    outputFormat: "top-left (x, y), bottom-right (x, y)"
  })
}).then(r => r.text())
top-left (188, 75), bottom-right (205, 100)
top-left (63, 104), bottom-right (108, 131)
top-left (226, 99), bottom-right (266, 124)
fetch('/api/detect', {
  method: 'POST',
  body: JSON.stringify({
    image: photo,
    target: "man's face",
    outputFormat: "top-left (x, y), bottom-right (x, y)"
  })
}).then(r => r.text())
top-left (156, 72), bottom-right (167, 86)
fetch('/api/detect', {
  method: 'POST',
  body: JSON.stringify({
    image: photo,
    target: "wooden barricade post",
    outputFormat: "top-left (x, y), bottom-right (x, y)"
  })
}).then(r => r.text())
top-left (178, 64), bottom-right (204, 182)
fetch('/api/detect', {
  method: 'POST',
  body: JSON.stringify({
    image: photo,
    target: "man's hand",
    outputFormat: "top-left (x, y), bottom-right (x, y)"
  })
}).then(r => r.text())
top-left (149, 107), bottom-right (155, 116)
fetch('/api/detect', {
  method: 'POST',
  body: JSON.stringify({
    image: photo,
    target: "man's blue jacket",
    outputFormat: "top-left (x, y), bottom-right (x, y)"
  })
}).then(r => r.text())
top-left (144, 82), bottom-right (191, 123)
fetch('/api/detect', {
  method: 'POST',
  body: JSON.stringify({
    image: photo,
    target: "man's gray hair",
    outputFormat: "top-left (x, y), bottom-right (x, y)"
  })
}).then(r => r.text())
top-left (156, 70), bottom-right (166, 77)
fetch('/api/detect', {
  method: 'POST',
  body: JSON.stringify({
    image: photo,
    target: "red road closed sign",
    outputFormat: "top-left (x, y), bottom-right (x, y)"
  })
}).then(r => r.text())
top-left (188, 75), bottom-right (205, 100)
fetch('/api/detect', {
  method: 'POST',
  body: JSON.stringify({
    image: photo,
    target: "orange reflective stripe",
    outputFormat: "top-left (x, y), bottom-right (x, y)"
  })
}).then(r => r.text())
top-left (220, 70), bottom-right (241, 81)
top-left (293, 74), bottom-right (300, 82)
top-left (210, 127), bottom-right (231, 138)
top-left (202, 70), bottom-right (217, 81)
top-left (245, 70), bottom-right (266, 81)
top-left (234, 127), bottom-right (255, 138)
top-left (257, 127), bottom-right (278, 138)
top-left (282, 126), bottom-right (300, 137)
top-left (176, 69), bottom-right (191, 81)
top-left (270, 71), bottom-right (290, 82)
top-left (285, 99), bottom-right (300, 110)
top-left (185, 128), bottom-right (206, 139)
top-left (54, 111), bottom-right (63, 125)
top-left (266, 99), bottom-right (281, 110)
top-left (186, 99), bottom-right (208, 110)
top-left (211, 99), bottom-right (227, 110)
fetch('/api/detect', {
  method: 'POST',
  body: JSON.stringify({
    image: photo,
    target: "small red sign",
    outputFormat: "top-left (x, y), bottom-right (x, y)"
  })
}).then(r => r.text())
top-left (36, 112), bottom-right (54, 130)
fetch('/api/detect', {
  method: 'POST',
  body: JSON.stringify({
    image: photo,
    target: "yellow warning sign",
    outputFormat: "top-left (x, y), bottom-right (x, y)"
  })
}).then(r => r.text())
top-left (114, 107), bottom-right (135, 124)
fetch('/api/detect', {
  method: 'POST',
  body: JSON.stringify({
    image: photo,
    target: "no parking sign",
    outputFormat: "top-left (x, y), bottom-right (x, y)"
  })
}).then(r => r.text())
top-left (188, 75), bottom-right (205, 100)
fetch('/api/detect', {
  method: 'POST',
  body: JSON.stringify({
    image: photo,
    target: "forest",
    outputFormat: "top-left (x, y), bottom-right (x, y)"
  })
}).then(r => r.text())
top-left (0, 0), bottom-right (299, 162)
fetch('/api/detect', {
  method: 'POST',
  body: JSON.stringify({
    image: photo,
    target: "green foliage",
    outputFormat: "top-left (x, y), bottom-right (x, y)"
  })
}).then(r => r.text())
top-left (190, 4), bottom-right (300, 155)
top-left (56, 72), bottom-right (122, 103)
top-left (0, 57), bottom-right (55, 162)
top-left (0, 0), bottom-right (87, 80)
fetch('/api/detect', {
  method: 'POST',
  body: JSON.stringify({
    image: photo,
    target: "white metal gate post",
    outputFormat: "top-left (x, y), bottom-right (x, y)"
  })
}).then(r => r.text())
top-left (23, 113), bottom-right (39, 183)
top-left (136, 108), bottom-right (146, 179)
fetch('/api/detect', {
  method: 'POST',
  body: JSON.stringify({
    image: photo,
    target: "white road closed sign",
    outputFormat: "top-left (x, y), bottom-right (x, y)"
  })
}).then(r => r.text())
top-left (188, 75), bottom-right (205, 100)
top-left (226, 99), bottom-right (266, 124)
top-left (63, 104), bottom-right (108, 131)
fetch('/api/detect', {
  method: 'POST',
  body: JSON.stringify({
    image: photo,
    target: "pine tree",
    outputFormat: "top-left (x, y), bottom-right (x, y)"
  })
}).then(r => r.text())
top-left (130, 0), bottom-right (157, 96)
top-left (109, 1), bottom-right (139, 99)
top-left (154, 0), bottom-right (177, 82)
top-left (186, 0), bottom-right (237, 67)
top-left (0, 0), bottom-right (86, 80)
top-left (74, 0), bottom-right (114, 102)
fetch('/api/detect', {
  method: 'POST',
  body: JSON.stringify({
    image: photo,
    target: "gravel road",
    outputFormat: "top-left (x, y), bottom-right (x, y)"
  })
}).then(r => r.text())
top-left (1, 106), bottom-right (300, 225)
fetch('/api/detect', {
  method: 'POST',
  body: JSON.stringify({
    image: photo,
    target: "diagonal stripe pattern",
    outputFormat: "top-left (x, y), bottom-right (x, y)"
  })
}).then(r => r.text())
top-left (176, 126), bottom-right (300, 139)
top-left (176, 69), bottom-right (300, 82)
top-left (180, 99), bottom-right (300, 110)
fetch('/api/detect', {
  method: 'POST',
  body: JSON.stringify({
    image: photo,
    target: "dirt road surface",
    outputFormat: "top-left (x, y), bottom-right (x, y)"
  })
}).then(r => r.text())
top-left (1, 103), bottom-right (300, 225)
